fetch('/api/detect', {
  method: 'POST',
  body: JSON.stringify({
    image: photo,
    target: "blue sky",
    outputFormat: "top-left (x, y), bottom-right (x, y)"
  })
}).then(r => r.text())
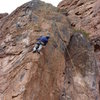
top-left (0, 0), bottom-right (61, 13)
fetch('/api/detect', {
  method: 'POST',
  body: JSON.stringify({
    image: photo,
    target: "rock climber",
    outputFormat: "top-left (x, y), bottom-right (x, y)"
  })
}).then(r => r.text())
top-left (33, 35), bottom-right (50, 54)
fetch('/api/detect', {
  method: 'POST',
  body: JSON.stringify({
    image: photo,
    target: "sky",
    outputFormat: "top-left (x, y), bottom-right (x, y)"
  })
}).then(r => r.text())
top-left (0, 0), bottom-right (61, 14)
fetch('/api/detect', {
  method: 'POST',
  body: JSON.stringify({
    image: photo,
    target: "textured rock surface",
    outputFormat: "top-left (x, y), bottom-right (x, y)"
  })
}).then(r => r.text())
top-left (0, 13), bottom-right (8, 20)
top-left (58, 0), bottom-right (100, 37)
top-left (0, 0), bottom-right (98, 100)
top-left (91, 35), bottom-right (100, 80)
top-left (63, 33), bottom-right (98, 100)
top-left (58, 1), bottom-right (100, 99)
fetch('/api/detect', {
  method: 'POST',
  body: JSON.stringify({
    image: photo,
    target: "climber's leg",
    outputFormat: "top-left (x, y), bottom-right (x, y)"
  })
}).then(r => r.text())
top-left (37, 44), bottom-right (42, 53)
top-left (33, 43), bottom-right (39, 53)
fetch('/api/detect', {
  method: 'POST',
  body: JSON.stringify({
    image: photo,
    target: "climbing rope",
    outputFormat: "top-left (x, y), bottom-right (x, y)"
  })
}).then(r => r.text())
top-left (66, 46), bottom-right (75, 69)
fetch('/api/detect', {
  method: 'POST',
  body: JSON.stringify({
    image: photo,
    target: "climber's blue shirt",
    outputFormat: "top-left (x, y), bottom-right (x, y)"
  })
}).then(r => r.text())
top-left (37, 36), bottom-right (49, 45)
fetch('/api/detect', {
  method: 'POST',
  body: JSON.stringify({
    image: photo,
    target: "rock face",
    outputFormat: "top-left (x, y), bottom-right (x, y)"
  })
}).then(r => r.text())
top-left (58, 1), bottom-right (100, 99)
top-left (0, 13), bottom-right (8, 20)
top-left (91, 35), bottom-right (100, 89)
top-left (0, 0), bottom-right (98, 100)
top-left (58, 0), bottom-right (100, 37)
